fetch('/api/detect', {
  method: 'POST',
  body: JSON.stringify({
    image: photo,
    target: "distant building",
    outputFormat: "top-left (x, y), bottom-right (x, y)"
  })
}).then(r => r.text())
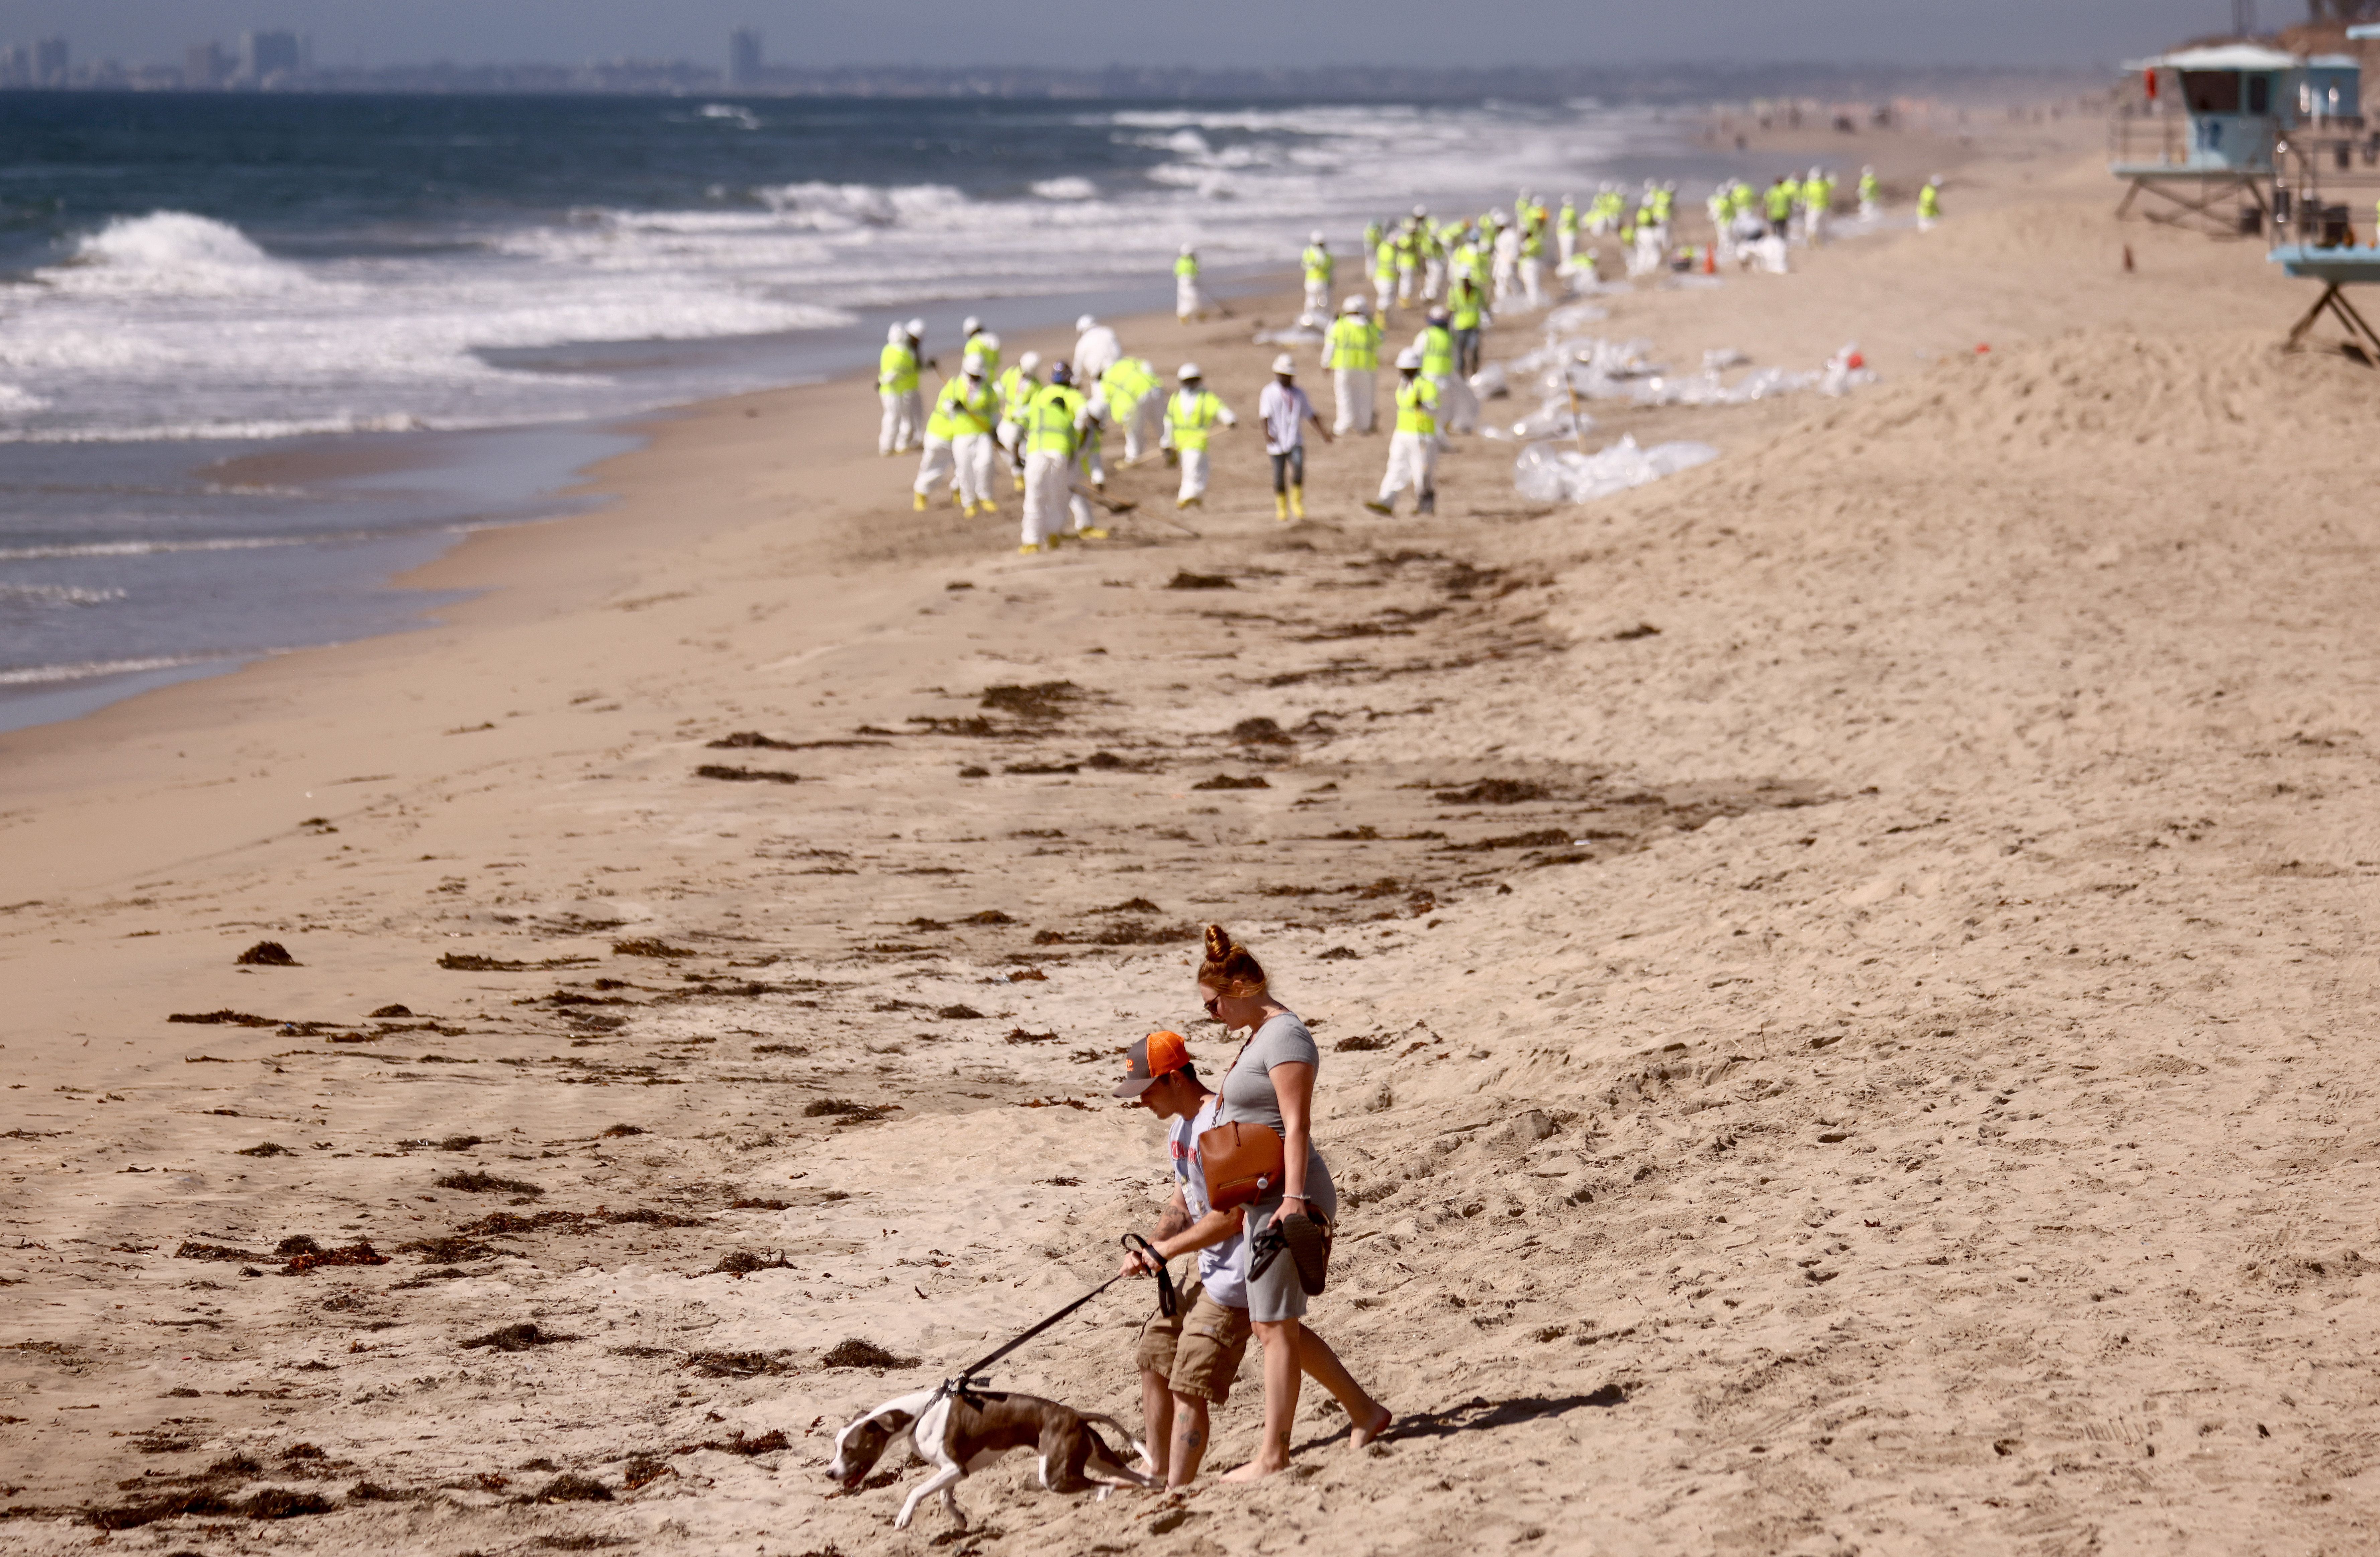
top-left (33, 35), bottom-right (67, 85)
top-left (0, 46), bottom-right (25, 89)
top-left (238, 29), bottom-right (305, 86)
top-left (185, 41), bottom-right (229, 89)
top-left (727, 27), bottom-right (763, 89)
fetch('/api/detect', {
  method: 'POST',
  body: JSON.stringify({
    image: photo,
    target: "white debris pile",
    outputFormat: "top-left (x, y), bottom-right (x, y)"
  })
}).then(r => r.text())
top-left (1252, 313), bottom-right (1330, 346)
top-left (1513, 435), bottom-right (1719, 505)
top-left (1486, 334), bottom-right (1875, 432)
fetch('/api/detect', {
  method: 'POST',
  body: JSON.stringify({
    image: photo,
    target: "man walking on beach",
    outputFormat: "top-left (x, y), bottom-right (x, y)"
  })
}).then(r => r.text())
top-left (877, 321), bottom-right (924, 457)
top-left (1363, 348), bottom-right (1438, 517)
top-left (1175, 245), bottom-right (1209, 323)
top-left (1321, 297), bottom-right (1381, 436)
top-left (1116, 1031), bottom-right (1391, 1486)
top-left (1161, 364), bottom-right (1235, 510)
top-left (1413, 307), bottom-right (1475, 435)
top-left (1301, 232), bottom-right (1334, 317)
top-left (1073, 315), bottom-right (1121, 387)
top-left (1448, 275), bottom-right (1488, 379)
top-left (913, 351), bottom-right (997, 516)
top-left (1020, 362), bottom-right (1089, 554)
top-left (994, 351), bottom-right (1042, 495)
top-left (1258, 353), bottom-right (1332, 522)
top-left (1100, 355), bottom-right (1162, 466)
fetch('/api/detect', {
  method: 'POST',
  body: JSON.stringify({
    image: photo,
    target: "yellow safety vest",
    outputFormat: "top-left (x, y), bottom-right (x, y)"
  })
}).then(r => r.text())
top-left (878, 341), bottom-right (918, 395)
top-left (1174, 255), bottom-right (1199, 279)
top-left (1765, 184), bottom-right (1795, 219)
top-left (1418, 325), bottom-right (1453, 378)
top-left (1373, 240), bottom-right (1397, 280)
top-left (1859, 173), bottom-right (1880, 203)
top-left (1448, 286), bottom-right (1485, 331)
top-left (1302, 245), bottom-right (1333, 284)
top-left (1025, 384), bottom-right (1084, 458)
top-left (964, 331), bottom-right (1000, 380)
top-left (996, 366), bottom-right (1039, 423)
top-left (931, 375), bottom-right (995, 439)
top-left (1325, 316), bottom-right (1379, 371)
top-left (1395, 377), bottom-right (1438, 437)
top-left (1166, 388), bottom-right (1225, 452)
top-left (1918, 185), bottom-right (1941, 217)
top-left (1100, 358), bottom-right (1152, 414)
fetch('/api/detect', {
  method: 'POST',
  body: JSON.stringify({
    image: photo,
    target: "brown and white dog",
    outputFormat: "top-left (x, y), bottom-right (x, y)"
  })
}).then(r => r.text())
top-left (826, 1383), bottom-right (1159, 1529)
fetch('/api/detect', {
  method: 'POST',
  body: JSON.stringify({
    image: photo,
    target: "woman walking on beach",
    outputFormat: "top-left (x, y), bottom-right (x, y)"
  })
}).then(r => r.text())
top-left (1193, 924), bottom-right (1369, 1480)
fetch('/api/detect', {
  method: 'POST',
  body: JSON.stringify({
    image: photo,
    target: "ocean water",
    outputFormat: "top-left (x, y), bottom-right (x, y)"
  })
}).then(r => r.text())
top-left (0, 92), bottom-right (1710, 730)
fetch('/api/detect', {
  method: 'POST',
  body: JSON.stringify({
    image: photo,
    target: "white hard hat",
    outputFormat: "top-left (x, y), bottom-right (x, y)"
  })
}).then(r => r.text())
top-left (886, 323), bottom-right (906, 344)
top-left (962, 315), bottom-right (982, 335)
top-left (1177, 362), bottom-right (1202, 381)
top-left (962, 352), bottom-right (984, 375)
top-left (1270, 353), bottom-right (1296, 375)
top-left (1395, 347), bottom-right (1422, 370)
top-left (1179, 242), bottom-right (1194, 256)
top-left (1076, 314), bottom-right (1096, 332)
top-left (905, 317), bottom-right (925, 336)
top-left (1310, 229), bottom-right (1325, 244)
top-left (1019, 350), bottom-right (1041, 372)
top-left (1342, 295), bottom-right (1368, 314)
top-left (1863, 164), bottom-right (1875, 173)
top-left (976, 331), bottom-right (999, 351)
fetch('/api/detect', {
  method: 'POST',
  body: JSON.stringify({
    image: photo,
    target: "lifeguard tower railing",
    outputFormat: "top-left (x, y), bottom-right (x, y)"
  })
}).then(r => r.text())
top-left (2111, 44), bottom-right (2328, 235)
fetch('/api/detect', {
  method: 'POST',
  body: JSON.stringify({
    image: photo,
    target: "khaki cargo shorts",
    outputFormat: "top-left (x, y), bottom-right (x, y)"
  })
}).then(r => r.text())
top-left (1131, 1283), bottom-right (1253, 1404)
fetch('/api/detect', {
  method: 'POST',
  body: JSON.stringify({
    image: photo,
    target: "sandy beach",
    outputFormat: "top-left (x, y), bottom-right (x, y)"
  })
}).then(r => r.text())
top-left (7, 106), bottom-right (2380, 1556)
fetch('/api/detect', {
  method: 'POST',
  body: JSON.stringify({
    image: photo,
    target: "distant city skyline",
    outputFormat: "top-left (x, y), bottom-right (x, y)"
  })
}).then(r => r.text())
top-left (0, 1), bottom-right (2264, 73)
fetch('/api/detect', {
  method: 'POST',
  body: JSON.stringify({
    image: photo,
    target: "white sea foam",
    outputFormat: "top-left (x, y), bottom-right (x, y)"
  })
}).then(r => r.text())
top-left (0, 582), bottom-right (128, 606)
top-left (0, 102), bottom-right (1668, 442)
top-left (0, 654), bottom-right (210, 686)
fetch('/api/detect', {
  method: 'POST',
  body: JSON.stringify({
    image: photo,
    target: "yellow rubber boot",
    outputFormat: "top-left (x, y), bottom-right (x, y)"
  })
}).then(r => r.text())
top-left (1274, 493), bottom-right (1289, 521)
top-left (912, 492), bottom-right (927, 511)
top-left (1289, 484), bottom-right (1306, 519)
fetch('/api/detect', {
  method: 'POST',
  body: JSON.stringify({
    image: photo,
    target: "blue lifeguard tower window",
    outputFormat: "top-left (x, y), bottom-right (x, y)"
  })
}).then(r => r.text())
top-left (2179, 72), bottom-right (2272, 114)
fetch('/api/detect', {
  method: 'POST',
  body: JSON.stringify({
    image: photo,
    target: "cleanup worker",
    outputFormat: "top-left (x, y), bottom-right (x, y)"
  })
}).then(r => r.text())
top-left (1301, 231), bottom-right (1334, 316)
top-left (913, 351), bottom-right (998, 516)
top-left (1363, 347), bottom-right (1438, 517)
top-left (1074, 314), bottom-right (1121, 386)
top-left (1491, 215), bottom-right (1519, 306)
top-left (1395, 207), bottom-right (1424, 306)
top-left (1414, 306), bottom-right (1475, 435)
top-left (1371, 231), bottom-right (1398, 319)
top-left (1175, 245), bottom-right (1208, 323)
top-left (1802, 167), bottom-right (1831, 246)
top-left (1556, 195), bottom-right (1580, 272)
top-left (1517, 220), bottom-right (1546, 308)
top-left (1858, 165), bottom-right (1880, 218)
top-left (1918, 177), bottom-right (1942, 231)
top-left (994, 350), bottom-right (1043, 494)
top-left (1020, 362), bottom-right (1090, 554)
top-left (877, 321), bottom-right (923, 456)
top-left (1160, 363), bottom-right (1235, 509)
top-left (1099, 354), bottom-right (1162, 466)
top-left (1447, 275), bottom-right (1489, 380)
top-left (1764, 175), bottom-right (1796, 241)
top-left (1321, 296), bottom-right (1381, 436)
top-left (965, 326), bottom-right (1002, 385)
top-left (1257, 353), bottom-right (1332, 521)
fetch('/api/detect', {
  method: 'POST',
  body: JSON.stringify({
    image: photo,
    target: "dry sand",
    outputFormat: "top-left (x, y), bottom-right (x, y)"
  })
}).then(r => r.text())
top-left (5, 114), bottom-right (2379, 1556)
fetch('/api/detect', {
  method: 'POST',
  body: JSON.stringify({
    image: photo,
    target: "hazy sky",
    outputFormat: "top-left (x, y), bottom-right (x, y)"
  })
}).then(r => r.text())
top-left (14, 1), bottom-right (2242, 71)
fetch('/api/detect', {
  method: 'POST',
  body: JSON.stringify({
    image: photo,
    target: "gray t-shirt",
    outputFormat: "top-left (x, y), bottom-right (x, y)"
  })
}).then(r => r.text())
top-left (1217, 1010), bottom-right (1319, 1141)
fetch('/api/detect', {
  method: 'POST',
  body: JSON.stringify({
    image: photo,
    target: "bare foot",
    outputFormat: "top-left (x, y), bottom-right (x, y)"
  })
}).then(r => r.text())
top-left (1220, 1456), bottom-right (1287, 1483)
top-left (1350, 1405), bottom-right (1394, 1449)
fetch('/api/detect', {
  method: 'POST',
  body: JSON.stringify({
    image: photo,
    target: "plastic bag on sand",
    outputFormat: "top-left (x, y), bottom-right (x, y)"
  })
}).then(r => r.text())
top-left (1820, 342), bottom-right (1877, 397)
top-left (1701, 347), bottom-right (1750, 371)
top-left (1468, 362), bottom-right (1509, 400)
top-left (1513, 435), bottom-right (1717, 505)
top-left (1541, 302), bottom-right (1611, 335)
top-left (1510, 402), bottom-right (1592, 441)
top-left (1253, 313), bottom-right (1330, 346)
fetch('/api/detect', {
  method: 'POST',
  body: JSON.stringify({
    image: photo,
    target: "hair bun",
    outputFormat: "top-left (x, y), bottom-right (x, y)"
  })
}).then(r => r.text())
top-left (1203, 923), bottom-right (1232, 962)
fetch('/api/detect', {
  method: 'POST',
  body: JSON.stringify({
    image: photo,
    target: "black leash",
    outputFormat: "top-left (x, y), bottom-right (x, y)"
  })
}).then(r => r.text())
top-left (948, 1234), bottom-right (1173, 1394)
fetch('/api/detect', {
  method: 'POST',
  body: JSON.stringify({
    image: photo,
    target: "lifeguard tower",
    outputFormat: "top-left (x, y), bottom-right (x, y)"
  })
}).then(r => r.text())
top-left (2109, 44), bottom-right (2343, 234)
top-left (2266, 33), bottom-right (2380, 359)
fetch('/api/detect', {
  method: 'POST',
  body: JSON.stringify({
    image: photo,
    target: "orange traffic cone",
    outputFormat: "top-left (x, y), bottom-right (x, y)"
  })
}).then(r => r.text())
top-left (1703, 245), bottom-right (1716, 275)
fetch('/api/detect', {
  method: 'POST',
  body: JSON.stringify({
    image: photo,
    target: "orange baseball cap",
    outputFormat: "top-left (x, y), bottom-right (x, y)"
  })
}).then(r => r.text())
top-left (1112, 1030), bottom-right (1191, 1097)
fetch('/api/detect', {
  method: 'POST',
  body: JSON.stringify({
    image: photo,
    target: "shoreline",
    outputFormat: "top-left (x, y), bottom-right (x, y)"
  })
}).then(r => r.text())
top-left (11, 108), bottom-right (2378, 1553)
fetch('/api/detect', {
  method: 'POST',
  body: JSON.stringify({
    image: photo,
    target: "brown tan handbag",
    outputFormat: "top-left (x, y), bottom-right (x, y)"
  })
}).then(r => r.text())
top-left (1197, 1118), bottom-right (1286, 1212)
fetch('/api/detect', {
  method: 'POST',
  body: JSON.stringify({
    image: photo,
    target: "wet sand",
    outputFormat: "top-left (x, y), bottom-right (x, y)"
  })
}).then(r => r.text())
top-left (6, 111), bottom-right (2380, 1555)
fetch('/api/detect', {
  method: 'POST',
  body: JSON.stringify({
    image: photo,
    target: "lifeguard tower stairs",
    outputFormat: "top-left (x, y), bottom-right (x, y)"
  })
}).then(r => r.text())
top-left (2110, 44), bottom-right (2365, 235)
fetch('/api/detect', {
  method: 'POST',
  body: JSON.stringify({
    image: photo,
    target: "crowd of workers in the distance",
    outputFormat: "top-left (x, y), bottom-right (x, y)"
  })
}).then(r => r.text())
top-left (873, 166), bottom-right (1938, 554)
